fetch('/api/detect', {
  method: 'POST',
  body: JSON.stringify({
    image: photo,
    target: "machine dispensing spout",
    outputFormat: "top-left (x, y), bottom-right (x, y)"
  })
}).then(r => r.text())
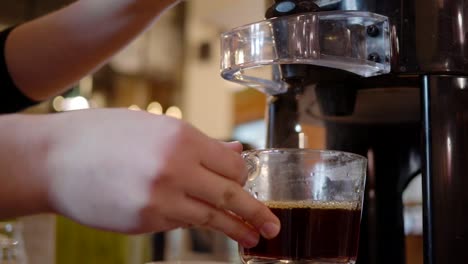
top-left (265, 0), bottom-right (322, 85)
top-left (266, 0), bottom-right (321, 19)
top-left (265, 0), bottom-right (359, 117)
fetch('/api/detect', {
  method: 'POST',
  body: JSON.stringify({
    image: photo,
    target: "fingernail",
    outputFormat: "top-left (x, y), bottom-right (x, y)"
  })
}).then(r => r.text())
top-left (241, 233), bottom-right (259, 248)
top-left (260, 222), bottom-right (280, 239)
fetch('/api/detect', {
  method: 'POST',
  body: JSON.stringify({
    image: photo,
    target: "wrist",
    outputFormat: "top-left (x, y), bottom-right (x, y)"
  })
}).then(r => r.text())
top-left (0, 114), bottom-right (55, 218)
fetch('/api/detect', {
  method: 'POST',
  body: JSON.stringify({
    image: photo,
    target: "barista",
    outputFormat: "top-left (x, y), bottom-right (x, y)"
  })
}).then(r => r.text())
top-left (0, 0), bottom-right (280, 248)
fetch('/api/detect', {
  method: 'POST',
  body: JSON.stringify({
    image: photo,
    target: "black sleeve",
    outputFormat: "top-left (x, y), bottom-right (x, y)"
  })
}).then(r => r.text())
top-left (0, 27), bottom-right (39, 114)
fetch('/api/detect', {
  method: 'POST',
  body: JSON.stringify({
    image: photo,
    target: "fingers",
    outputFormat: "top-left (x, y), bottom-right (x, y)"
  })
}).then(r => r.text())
top-left (222, 141), bottom-right (244, 154)
top-left (164, 193), bottom-right (261, 248)
top-left (182, 167), bottom-right (281, 240)
top-left (197, 138), bottom-right (247, 185)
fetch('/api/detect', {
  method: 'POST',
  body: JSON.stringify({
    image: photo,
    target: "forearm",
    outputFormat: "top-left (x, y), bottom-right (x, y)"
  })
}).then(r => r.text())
top-left (4, 0), bottom-right (179, 101)
top-left (0, 114), bottom-right (53, 219)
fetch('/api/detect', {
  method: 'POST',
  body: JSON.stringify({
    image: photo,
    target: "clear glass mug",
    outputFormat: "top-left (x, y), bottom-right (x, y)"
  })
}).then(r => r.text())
top-left (240, 149), bottom-right (367, 264)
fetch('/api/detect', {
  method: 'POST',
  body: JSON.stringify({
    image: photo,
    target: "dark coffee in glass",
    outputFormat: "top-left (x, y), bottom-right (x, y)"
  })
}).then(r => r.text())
top-left (243, 201), bottom-right (361, 263)
top-left (241, 149), bottom-right (367, 264)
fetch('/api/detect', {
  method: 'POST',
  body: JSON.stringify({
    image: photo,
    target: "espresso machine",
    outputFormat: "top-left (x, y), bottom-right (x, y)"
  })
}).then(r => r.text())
top-left (221, 0), bottom-right (468, 264)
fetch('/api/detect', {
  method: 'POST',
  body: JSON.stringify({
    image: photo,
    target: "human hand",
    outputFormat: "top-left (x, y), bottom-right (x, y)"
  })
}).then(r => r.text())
top-left (45, 109), bottom-right (280, 248)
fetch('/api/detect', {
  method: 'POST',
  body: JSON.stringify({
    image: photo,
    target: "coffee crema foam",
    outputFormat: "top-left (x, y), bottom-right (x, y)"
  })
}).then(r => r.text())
top-left (264, 200), bottom-right (359, 210)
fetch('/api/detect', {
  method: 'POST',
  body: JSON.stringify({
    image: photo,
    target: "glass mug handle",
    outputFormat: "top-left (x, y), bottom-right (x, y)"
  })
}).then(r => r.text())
top-left (242, 152), bottom-right (260, 182)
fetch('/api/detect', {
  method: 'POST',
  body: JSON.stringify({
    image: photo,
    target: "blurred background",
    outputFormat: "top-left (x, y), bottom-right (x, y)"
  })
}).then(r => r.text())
top-left (0, 0), bottom-right (422, 263)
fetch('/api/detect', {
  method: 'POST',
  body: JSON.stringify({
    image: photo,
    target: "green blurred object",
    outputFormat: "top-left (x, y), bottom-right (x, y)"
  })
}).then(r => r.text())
top-left (56, 217), bottom-right (130, 264)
